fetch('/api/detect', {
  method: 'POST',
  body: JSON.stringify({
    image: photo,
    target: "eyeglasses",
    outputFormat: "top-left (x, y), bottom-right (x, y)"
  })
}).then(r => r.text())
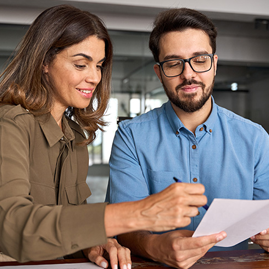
top-left (157, 54), bottom-right (214, 77)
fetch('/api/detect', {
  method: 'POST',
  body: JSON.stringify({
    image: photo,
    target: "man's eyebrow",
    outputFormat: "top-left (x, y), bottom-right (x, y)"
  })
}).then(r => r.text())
top-left (72, 53), bottom-right (106, 63)
top-left (163, 54), bottom-right (181, 61)
top-left (163, 51), bottom-right (211, 61)
top-left (192, 51), bottom-right (210, 56)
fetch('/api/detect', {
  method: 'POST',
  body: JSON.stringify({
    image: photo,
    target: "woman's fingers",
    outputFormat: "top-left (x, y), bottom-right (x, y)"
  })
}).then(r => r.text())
top-left (140, 183), bottom-right (207, 231)
top-left (86, 246), bottom-right (108, 268)
top-left (105, 239), bottom-right (131, 269)
top-left (86, 239), bottom-right (131, 269)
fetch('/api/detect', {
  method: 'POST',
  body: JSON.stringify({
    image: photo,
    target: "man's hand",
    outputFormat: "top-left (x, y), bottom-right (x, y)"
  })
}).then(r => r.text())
top-left (83, 238), bottom-right (131, 269)
top-left (251, 228), bottom-right (269, 252)
top-left (145, 230), bottom-right (226, 269)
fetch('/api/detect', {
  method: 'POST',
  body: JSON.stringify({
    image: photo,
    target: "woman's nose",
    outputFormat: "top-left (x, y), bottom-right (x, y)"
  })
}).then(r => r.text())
top-left (85, 68), bottom-right (101, 85)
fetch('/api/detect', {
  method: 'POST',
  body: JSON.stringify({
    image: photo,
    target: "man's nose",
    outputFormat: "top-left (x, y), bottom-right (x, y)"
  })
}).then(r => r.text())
top-left (180, 62), bottom-right (196, 80)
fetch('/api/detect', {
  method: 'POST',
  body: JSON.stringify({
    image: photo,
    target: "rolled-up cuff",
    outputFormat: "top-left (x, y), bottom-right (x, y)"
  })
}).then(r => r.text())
top-left (60, 203), bottom-right (107, 255)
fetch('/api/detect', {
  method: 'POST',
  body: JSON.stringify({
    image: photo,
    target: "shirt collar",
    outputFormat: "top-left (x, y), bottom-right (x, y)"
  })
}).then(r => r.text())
top-left (165, 96), bottom-right (218, 135)
top-left (165, 101), bottom-right (184, 134)
top-left (37, 114), bottom-right (77, 147)
top-left (202, 96), bottom-right (217, 134)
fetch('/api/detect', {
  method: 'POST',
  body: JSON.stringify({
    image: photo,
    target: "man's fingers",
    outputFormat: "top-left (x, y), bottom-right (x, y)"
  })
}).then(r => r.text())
top-left (157, 231), bottom-right (227, 269)
top-left (192, 231), bottom-right (227, 246)
top-left (175, 231), bottom-right (227, 250)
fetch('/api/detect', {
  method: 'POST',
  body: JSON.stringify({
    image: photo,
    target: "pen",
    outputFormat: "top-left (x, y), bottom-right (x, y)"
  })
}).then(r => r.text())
top-left (173, 177), bottom-right (209, 211)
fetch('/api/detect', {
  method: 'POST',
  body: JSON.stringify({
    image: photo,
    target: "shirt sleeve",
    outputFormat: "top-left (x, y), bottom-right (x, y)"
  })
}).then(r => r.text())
top-left (253, 127), bottom-right (269, 200)
top-left (106, 121), bottom-right (150, 203)
top-left (0, 108), bottom-right (107, 262)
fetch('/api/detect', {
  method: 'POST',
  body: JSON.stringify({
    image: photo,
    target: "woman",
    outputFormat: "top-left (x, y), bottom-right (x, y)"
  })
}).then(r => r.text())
top-left (0, 4), bottom-right (207, 268)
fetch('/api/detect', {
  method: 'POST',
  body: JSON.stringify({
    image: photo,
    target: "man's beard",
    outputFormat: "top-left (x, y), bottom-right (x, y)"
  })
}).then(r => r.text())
top-left (163, 78), bottom-right (214, 113)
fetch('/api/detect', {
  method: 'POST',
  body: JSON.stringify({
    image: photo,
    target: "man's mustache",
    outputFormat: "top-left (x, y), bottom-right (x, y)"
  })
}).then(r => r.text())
top-left (176, 79), bottom-right (205, 91)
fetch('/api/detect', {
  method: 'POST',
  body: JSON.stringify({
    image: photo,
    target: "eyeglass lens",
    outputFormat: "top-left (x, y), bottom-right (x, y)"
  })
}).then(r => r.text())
top-left (162, 55), bottom-right (212, 77)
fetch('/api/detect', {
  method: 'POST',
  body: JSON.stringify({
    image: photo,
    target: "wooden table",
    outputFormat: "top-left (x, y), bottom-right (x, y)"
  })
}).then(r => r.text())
top-left (1, 249), bottom-right (269, 268)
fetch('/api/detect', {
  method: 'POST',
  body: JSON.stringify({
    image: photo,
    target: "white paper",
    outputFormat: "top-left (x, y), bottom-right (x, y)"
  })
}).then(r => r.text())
top-left (193, 198), bottom-right (269, 247)
top-left (0, 262), bottom-right (102, 269)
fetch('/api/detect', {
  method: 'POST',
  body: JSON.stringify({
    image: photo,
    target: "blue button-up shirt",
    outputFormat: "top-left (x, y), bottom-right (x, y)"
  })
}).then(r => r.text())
top-left (106, 98), bottom-right (269, 250)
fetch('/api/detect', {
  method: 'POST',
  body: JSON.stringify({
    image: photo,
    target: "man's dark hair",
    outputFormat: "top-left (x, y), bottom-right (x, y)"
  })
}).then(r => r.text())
top-left (149, 8), bottom-right (217, 62)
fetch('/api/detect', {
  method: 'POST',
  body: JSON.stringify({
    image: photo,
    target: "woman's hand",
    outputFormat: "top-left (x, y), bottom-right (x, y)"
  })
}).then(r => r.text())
top-left (105, 182), bottom-right (207, 237)
top-left (83, 238), bottom-right (131, 269)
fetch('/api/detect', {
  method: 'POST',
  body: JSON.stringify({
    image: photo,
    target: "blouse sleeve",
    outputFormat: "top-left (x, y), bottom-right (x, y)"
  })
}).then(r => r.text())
top-left (0, 106), bottom-right (107, 262)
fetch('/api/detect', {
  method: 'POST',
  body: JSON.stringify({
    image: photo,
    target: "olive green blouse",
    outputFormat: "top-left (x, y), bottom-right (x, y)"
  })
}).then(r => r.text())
top-left (0, 104), bottom-right (107, 262)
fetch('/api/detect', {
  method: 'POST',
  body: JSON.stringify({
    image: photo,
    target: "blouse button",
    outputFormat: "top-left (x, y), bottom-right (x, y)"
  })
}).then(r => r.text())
top-left (71, 244), bottom-right (79, 249)
top-left (192, 145), bottom-right (196, 149)
top-left (176, 131), bottom-right (179, 135)
top-left (193, 178), bottom-right (198, 182)
top-left (199, 127), bottom-right (204, 131)
top-left (209, 129), bottom-right (212, 133)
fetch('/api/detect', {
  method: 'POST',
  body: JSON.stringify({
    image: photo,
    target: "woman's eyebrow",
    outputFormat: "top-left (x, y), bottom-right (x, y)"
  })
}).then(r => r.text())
top-left (72, 54), bottom-right (106, 63)
top-left (98, 57), bottom-right (106, 63)
top-left (72, 53), bottom-right (92, 60)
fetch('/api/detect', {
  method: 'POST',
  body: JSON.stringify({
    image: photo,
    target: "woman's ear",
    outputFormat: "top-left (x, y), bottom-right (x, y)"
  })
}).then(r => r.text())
top-left (43, 63), bottom-right (49, 74)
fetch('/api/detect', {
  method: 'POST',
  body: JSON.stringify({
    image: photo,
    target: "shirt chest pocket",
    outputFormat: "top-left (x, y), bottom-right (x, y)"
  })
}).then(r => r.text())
top-left (30, 182), bottom-right (57, 205)
top-left (147, 169), bottom-right (180, 194)
top-left (65, 182), bottom-right (92, 205)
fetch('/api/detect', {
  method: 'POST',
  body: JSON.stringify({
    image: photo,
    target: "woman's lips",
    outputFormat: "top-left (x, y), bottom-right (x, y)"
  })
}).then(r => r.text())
top-left (76, 88), bottom-right (93, 98)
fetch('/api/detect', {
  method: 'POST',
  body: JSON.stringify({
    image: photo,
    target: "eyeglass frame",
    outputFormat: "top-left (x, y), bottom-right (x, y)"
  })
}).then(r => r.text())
top-left (156, 53), bottom-right (215, 78)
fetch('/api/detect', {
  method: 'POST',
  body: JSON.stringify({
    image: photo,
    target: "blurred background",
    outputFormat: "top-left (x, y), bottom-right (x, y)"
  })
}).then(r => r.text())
top-left (1, 0), bottom-right (269, 204)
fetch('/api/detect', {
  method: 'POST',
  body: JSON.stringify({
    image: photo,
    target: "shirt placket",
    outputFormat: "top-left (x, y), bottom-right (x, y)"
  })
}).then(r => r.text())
top-left (55, 137), bottom-right (69, 204)
top-left (189, 135), bottom-right (199, 184)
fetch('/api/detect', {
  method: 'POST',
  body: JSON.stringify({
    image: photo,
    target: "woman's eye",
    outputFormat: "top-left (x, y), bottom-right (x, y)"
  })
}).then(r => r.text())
top-left (97, 65), bottom-right (103, 71)
top-left (75, 64), bottom-right (86, 69)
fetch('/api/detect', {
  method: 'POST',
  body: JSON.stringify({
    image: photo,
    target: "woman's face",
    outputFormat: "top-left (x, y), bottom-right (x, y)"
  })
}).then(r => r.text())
top-left (43, 35), bottom-right (105, 119)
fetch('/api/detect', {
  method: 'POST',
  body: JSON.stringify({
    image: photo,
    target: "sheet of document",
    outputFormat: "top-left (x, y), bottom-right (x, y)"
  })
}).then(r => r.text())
top-left (193, 198), bottom-right (269, 247)
top-left (0, 262), bottom-right (101, 269)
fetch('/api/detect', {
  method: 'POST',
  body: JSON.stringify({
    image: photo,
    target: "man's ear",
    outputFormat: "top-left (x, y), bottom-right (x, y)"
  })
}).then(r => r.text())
top-left (153, 64), bottom-right (163, 83)
top-left (213, 54), bottom-right (218, 76)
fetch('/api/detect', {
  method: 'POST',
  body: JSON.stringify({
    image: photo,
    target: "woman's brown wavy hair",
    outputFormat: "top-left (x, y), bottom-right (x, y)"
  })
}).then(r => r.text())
top-left (0, 5), bottom-right (113, 145)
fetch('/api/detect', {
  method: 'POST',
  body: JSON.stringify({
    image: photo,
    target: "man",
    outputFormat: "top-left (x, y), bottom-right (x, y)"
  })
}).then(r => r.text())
top-left (106, 8), bottom-right (269, 269)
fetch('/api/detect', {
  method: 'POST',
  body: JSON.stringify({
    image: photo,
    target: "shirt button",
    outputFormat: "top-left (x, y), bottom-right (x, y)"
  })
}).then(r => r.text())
top-left (209, 129), bottom-right (212, 133)
top-left (193, 178), bottom-right (198, 182)
top-left (192, 145), bottom-right (196, 149)
top-left (199, 127), bottom-right (204, 131)
top-left (176, 131), bottom-right (179, 135)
